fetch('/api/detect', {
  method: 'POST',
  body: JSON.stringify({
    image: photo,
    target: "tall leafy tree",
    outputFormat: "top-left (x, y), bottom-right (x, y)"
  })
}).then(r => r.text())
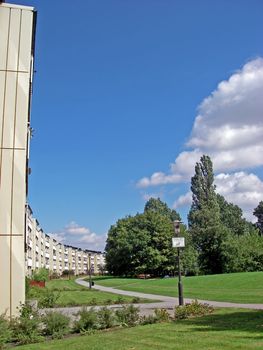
top-left (188, 155), bottom-right (228, 274)
top-left (144, 197), bottom-right (181, 221)
top-left (105, 198), bottom-right (181, 276)
top-left (217, 194), bottom-right (254, 236)
top-left (253, 201), bottom-right (263, 235)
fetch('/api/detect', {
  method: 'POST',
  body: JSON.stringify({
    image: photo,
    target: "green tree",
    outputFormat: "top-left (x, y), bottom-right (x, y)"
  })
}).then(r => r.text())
top-left (253, 201), bottom-right (263, 235)
top-left (105, 216), bottom-right (135, 276)
top-left (222, 231), bottom-right (263, 272)
top-left (188, 155), bottom-right (228, 274)
top-left (144, 197), bottom-right (181, 221)
top-left (180, 229), bottom-right (199, 276)
top-left (105, 199), bottom-right (181, 276)
top-left (217, 194), bottom-right (254, 236)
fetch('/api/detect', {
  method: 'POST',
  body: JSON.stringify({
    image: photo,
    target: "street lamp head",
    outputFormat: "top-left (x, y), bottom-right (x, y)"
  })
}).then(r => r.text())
top-left (173, 220), bottom-right (182, 234)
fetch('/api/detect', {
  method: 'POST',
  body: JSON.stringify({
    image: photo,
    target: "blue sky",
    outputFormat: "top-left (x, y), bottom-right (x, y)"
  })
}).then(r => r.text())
top-left (10, 0), bottom-right (263, 250)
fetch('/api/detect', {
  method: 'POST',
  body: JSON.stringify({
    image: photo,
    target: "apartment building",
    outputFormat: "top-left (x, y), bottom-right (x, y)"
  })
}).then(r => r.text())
top-left (0, 2), bottom-right (36, 316)
top-left (25, 206), bottom-right (105, 277)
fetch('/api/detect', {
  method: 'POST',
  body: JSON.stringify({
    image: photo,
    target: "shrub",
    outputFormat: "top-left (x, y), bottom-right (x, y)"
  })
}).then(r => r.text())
top-left (32, 268), bottom-right (49, 282)
top-left (115, 296), bottom-right (125, 304)
top-left (42, 311), bottom-right (70, 339)
top-left (11, 304), bottom-right (43, 345)
top-left (89, 298), bottom-right (98, 306)
top-left (0, 314), bottom-right (12, 350)
top-left (104, 298), bottom-right (113, 305)
top-left (139, 314), bottom-right (157, 325)
top-left (50, 272), bottom-right (60, 280)
top-left (25, 277), bottom-right (31, 297)
top-left (74, 307), bottom-right (98, 333)
top-left (115, 305), bottom-right (140, 327)
top-left (62, 269), bottom-right (75, 277)
top-left (131, 297), bottom-right (140, 304)
top-left (174, 300), bottom-right (214, 320)
top-left (97, 307), bottom-right (115, 329)
top-left (27, 285), bottom-right (45, 300)
top-left (154, 308), bottom-right (170, 322)
top-left (38, 289), bottom-right (60, 308)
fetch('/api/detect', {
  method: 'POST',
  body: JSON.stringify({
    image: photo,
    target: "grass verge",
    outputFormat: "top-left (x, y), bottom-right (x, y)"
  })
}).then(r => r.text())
top-left (94, 272), bottom-right (263, 303)
top-left (27, 278), bottom-right (153, 307)
top-left (18, 308), bottom-right (263, 350)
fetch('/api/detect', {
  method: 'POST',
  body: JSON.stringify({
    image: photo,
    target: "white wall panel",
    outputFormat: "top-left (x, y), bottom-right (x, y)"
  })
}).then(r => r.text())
top-left (0, 7), bottom-right (9, 70)
top-left (19, 11), bottom-right (33, 72)
top-left (11, 236), bottom-right (25, 313)
top-left (0, 149), bottom-right (13, 234)
top-left (7, 9), bottom-right (20, 71)
top-left (15, 73), bottom-right (29, 149)
top-left (2, 72), bottom-right (16, 148)
top-left (12, 150), bottom-right (26, 234)
top-left (0, 236), bottom-right (11, 315)
top-left (0, 71), bottom-right (5, 148)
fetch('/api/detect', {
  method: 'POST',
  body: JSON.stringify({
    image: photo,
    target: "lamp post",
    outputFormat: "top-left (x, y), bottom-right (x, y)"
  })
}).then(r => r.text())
top-left (88, 253), bottom-right (92, 289)
top-left (173, 220), bottom-right (184, 306)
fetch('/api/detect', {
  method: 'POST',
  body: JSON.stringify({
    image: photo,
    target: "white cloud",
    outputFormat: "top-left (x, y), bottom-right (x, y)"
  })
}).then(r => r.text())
top-left (215, 172), bottom-right (263, 222)
top-left (137, 172), bottom-right (183, 188)
top-left (173, 192), bottom-right (192, 209)
top-left (137, 58), bottom-right (263, 188)
top-left (80, 233), bottom-right (107, 250)
top-left (52, 221), bottom-right (106, 251)
top-left (64, 221), bottom-right (91, 235)
top-left (49, 233), bottom-right (66, 242)
top-left (142, 191), bottom-right (163, 201)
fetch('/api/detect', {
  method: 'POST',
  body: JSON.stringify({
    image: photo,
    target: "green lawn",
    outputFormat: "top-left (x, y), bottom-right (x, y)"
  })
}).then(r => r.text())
top-left (28, 278), bottom-right (152, 307)
top-left (18, 308), bottom-right (263, 350)
top-left (94, 272), bottom-right (263, 303)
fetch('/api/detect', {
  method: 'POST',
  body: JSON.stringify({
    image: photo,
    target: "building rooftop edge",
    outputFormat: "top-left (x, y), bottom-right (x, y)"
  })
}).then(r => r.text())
top-left (0, 2), bottom-right (34, 11)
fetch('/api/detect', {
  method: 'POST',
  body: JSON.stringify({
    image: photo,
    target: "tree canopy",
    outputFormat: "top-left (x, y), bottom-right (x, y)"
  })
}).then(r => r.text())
top-left (105, 198), bottom-right (181, 276)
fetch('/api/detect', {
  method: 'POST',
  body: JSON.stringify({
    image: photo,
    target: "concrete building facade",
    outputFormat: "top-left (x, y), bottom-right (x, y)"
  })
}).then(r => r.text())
top-left (0, 2), bottom-right (36, 316)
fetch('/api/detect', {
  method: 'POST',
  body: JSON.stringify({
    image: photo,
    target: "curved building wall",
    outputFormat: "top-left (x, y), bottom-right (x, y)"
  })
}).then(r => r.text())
top-left (26, 206), bottom-right (105, 277)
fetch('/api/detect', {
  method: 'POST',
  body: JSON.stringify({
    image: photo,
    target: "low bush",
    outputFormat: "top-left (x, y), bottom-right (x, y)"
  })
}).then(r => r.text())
top-left (139, 314), bottom-right (157, 325)
top-left (10, 304), bottom-right (43, 345)
top-left (115, 305), bottom-right (140, 327)
top-left (88, 298), bottom-right (98, 306)
top-left (38, 289), bottom-right (60, 308)
top-left (62, 269), bottom-right (75, 277)
top-left (132, 297), bottom-right (141, 304)
top-left (32, 268), bottom-right (49, 282)
top-left (174, 300), bottom-right (214, 320)
top-left (0, 314), bottom-right (12, 350)
top-left (154, 308), bottom-right (170, 322)
top-left (97, 307), bottom-right (115, 329)
top-left (74, 307), bottom-right (98, 333)
top-left (115, 296), bottom-right (125, 304)
top-left (42, 311), bottom-right (70, 339)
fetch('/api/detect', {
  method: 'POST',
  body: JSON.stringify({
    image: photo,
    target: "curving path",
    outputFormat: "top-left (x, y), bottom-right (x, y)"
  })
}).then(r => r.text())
top-left (76, 278), bottom-right (263, 312)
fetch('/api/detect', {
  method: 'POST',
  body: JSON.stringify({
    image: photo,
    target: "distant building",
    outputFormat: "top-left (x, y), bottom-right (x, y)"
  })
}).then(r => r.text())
top-left (25, 205), bottom-right (105, 277)
top-left (0, 2), bottom-right (36, 316)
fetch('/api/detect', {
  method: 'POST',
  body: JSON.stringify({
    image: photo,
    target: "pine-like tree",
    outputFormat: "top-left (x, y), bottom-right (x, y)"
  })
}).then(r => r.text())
top-left (253, 201), bottom-right (263, 235)
top-left (188, 155), bottom-right (228, 274)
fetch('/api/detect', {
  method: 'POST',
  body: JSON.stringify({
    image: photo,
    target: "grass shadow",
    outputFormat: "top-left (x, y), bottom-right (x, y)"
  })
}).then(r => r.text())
top-left (181, 309), bottom-right (263, 335)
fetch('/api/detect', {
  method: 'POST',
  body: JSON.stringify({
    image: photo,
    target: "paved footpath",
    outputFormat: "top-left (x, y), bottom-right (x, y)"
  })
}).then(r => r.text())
top-left (75, 278), bottom-right (263, 314)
